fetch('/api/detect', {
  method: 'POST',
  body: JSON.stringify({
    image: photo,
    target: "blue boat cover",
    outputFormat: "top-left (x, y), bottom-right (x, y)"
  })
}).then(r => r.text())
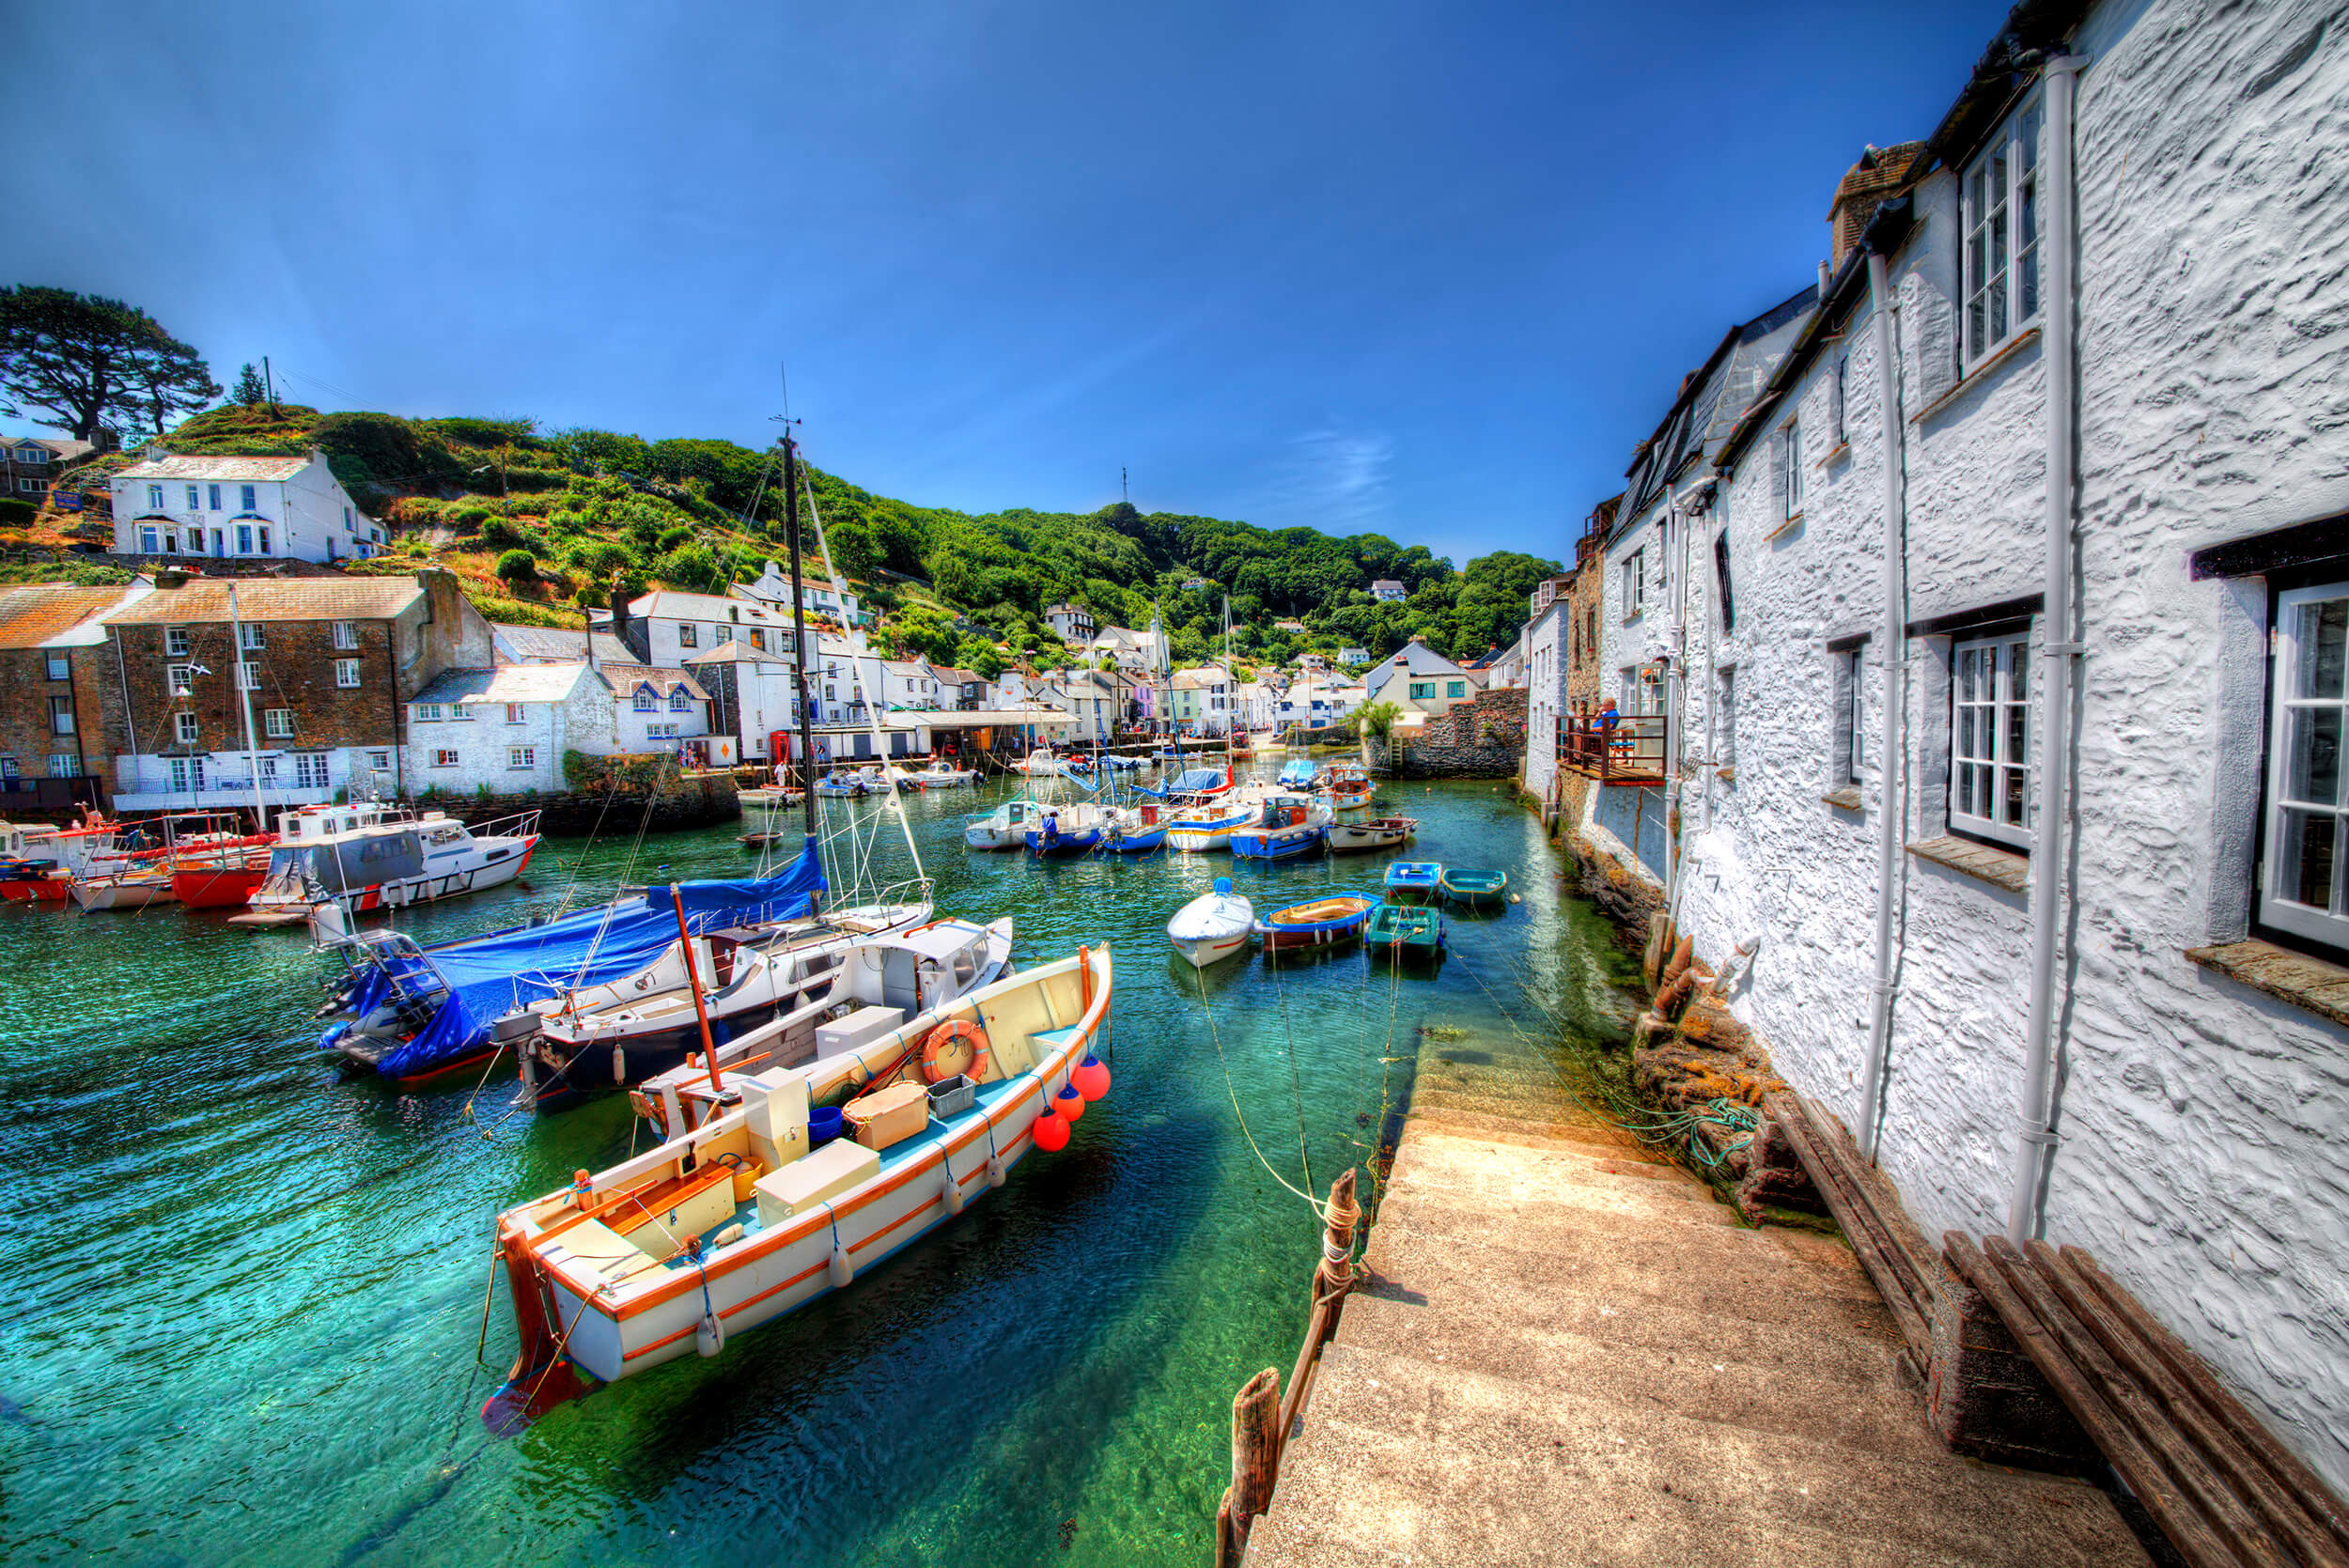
top-left (1139, 767), bottom-right (1230, 799)
top-left (372, 837), bottom-right (827, 1080)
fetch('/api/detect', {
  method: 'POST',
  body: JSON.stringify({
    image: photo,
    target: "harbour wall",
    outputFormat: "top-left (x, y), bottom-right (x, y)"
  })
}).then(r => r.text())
top-left (429, 771), bottom-right (740, 836)
top-left (1369, 686), bottom-right (1527, 779)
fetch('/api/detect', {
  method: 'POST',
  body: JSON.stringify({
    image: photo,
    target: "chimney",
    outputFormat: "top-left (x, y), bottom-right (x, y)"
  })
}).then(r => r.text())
top-left (1828, 141), bottom-right (1924, 266)
top-left (607, 568), bottom-right (646, 662)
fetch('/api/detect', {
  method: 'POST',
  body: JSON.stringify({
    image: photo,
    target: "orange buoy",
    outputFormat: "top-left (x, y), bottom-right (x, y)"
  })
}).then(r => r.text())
top-left (1054, 1083), bottom-right (1086, 1123)
top-left (921, 1018), bottom-right (991, 1083)
top-left (1033, 1106), bottom-right (1071, 1151)
top-left (1073, 1054), bottom-right (1111, 1102)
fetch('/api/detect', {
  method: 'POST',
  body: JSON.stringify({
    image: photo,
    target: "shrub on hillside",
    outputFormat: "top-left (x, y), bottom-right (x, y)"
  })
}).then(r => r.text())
top-left (654, 541), bottom-right (720, 591)
top-left (0, 498), bottom-right (35, 527)
top-left (494, 548), bottom-right (537, 584)
top-left (420, 415), bottom-right (537, 449)
top-left (655, 523), bottom-right (694, 552)
top-left (478, 517), bottom-right (524, 551)
top-left (314, 411), bottom-right (463, 489)
top-left (566, 538), bottom-right (633, 578)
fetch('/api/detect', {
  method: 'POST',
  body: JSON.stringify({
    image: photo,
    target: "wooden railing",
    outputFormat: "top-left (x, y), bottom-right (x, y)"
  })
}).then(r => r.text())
top-left (1556, 713), bottom-right (1666, 782)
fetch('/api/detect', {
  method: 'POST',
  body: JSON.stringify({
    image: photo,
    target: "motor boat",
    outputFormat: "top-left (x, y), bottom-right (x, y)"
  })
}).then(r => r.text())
top-left (1100, 803), bottom-right (1169, 855)
top-left (1165, 786), bottom-right (1268, 854)
top-left (485, 945), bottom-right (1112, 1420)
top-left (1321, 764), bottom-right (1376, 815)
top-left (1383, 862), bottom-right (1443, 904)
top-left (1025, 803), bottom-right (1111, 857)
top-left (235, 804), bottom-right (540, 928)
top-left (1276, 759), bottom-right (1322, 788)
top-left (1327, 815), bottom-right (1419, 853)
top-left (908, 761), bottom-right (978, 788)
top-left (965, 799), bottom-right (1046, 850)
top-left (1229, 793), bottom-right (1332, 862)
top-left (1439, 867), bottom-right (1510, 908)
top-left (624, 916), bottom-right (1015, 1139)
top-left (1168, 877), bottom-right (1253, 969)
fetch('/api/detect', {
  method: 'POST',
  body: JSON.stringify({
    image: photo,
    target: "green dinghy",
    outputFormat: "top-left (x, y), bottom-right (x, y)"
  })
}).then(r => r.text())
top-left (1365, 902), bottom-right (1446, 963)
top-left (1438, 866), bottom-right (1509, 908)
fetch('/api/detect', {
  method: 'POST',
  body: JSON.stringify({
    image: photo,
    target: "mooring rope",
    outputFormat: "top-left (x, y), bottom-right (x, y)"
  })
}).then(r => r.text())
top-left (1267, 938), bottom-right (1315, 1200)
top-left (1188, 954), bottom-right (1329, 1219)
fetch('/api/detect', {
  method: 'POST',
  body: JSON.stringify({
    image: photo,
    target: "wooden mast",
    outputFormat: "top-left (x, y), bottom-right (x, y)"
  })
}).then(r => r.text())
top-left (781, 431), bottom-right (818, 844)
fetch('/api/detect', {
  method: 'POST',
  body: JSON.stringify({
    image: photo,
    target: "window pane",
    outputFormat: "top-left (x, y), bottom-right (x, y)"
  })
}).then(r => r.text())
top-left (2007, 702), bottom-right (2030, 768)
top-left (2002, 763), bottom-right (2029, 828)
top-left (1958, 647), bottom-right (1980, 703)
top-left (1957, 706), bottom-right (1977, 761)
top-left (1956, 758), bottom-right (1975, 815)
top-left (2279, 809), bottom-right (2339, 911)
top-left (2287, 706), bottom-right (2342, 805)
top-left (2296, 598), bottom-right (2348, 699)
top-left (2009, 641), bottom-right (2029, 705)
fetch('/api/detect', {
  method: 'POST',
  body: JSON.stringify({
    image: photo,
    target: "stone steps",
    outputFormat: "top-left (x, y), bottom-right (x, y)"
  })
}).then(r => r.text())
top-left (1393, 1126), bottom-right (1719, 1208)
top-left (1407, 1101), bottom-right (1654, 1156)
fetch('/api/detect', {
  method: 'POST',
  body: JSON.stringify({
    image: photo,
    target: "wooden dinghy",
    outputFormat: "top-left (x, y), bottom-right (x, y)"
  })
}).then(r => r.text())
top-left (1439, 866), bottom-right (1509, 908)
top-left (1366, 902), bottom-right (1445, 964)
top-left (1253, 893), bottom-right (1377, 953)
top-left (488, 944), bottom-right (1114, 1421)
top-left (1327, 815), bottom-right (1417, 853)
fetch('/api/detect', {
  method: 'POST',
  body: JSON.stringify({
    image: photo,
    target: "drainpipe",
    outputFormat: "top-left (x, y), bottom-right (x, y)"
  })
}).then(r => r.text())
top-left (2008, 56), bottom-right (2087, 1245)
top-left (1855, 238), bottom-right (1910, 1164)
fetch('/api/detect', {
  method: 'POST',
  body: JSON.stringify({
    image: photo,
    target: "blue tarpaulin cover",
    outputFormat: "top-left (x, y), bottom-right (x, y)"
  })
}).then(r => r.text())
top-left (1138, 767), bottom-right (1230, 799)
top-left (372, 837), bottom-right (827, 1080)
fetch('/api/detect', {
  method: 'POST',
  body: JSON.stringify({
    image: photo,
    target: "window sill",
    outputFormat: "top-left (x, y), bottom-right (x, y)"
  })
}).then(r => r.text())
top-left (1908, 833), bottom-right (2028, 893)
top-left (1821, 786), bottom-right (1863, 811)
top-left (1816, 442), bottom-right (1850, 470)
top-left (1913, 327), bottom-right (2042, 427)
top-left (1766, 512), bottom-right (1805, 543)
top-left (2185, 940), bottom-right (2349, 1031)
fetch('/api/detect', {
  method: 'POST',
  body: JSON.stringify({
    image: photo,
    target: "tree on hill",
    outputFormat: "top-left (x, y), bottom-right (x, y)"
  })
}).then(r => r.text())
top-left (0, 286), bottom-right (221, 439)
top-left (231, 363), bottom-right (268, 408)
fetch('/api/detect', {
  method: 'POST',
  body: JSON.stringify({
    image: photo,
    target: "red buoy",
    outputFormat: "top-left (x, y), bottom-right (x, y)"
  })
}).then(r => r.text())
top-left (1054, 1083), bottom-right (1087, 1123)
top-left (1073, 1054), bottom-right (1111, 1103)
top-left (1033, 1106), bottom-right (1071, 1151)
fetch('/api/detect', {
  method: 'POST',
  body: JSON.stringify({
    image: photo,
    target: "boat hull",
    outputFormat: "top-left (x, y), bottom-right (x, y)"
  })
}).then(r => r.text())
top-left (70, 877), bottom-right (175, 911)
top-left (1101, 828), bottom-right (1168, 854)
top-left (527, 1001), bottom-right (787, 1111)
top-left (1171, 929), bottom-right (1250, 967)
top-left (1024, 828), bottom-right (1102, 857)
top-left (173, 865), bottom-right (266, 908)
top-left (0, 874), bottom-right (71, 904)
top-left (1230, 825), bottom-right (1326, 861)
top-left (1439, 871), bottom-right (1509, 908)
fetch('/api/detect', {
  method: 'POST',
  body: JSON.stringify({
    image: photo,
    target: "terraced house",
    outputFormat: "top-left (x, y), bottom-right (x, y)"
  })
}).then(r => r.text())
top-left (109, 450), bottom-right (383, 564)
top-left (1563, 0), bottom-right (2349, 1490)
top-left (0, 582), bottom-right (148, 809)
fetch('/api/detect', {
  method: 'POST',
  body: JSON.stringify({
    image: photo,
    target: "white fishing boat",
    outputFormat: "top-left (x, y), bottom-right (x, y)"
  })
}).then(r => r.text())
top-left (69, 869), bottom-right (175, 911)
top-left (1322, 763), bottom-right (1377, 815)
top-left (964, 798), bottom-right (1046, 850)
top-left (236, 803), bottom-right (541, 928)
top-left (1165, 785), bottom-right (1268, 853)
top-left (627, 915), bottom-right (1015, 1141)
top-left (908, 760), bottom-right (978, 788)
top-left (1326, 815), bottom-right (1418, 853)
top-left (488, 943), bottom-right (1112, 1412)
top-left (1168, 877), bottom-right (1254, 968)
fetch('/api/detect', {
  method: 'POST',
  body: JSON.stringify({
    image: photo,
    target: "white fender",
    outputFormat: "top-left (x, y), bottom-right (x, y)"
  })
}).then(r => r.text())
top-left (829, 1239), bottom-right (853, 1288)
top-left (987, 1156), bottom-right (1006, 1189)
top-left (941, 1165), bottom-right (964, 1217)
top-left (695, 1307), bottom-right (725, 1358)
top-left (611, 1044), bottom-right (626, 1084)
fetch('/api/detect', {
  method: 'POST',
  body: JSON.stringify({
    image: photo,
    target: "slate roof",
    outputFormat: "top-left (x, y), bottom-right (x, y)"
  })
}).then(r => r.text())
top-left (106, 577), bottom-right (425, 624)
top-left (0, 584), bottom-right (143, 648)
top-left (680, 641), bottom-right (789, 666)
top-left (116, 454), bottom-right (312, 482)
top-left (601, 664), bottom-right (708, 701)
top-left (7, 437), bottom-right (97, 462)
top-left (409, 664), bottom-right (598, 706)
top-left (626, 589), bottom-right (786, 624)
top-left (1618, 284), bottom-right (1820, 527)
top-left (489, 622), bottom-right (636, 666)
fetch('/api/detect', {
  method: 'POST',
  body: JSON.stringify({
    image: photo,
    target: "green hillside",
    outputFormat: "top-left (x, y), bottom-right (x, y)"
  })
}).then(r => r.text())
top-left (52, 402), bottom-right (1559, 669)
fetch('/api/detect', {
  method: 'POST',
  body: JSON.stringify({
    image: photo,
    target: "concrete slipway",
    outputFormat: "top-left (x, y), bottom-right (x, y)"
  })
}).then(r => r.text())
top-left (1246, 1036), bottom-right (2151, 1567)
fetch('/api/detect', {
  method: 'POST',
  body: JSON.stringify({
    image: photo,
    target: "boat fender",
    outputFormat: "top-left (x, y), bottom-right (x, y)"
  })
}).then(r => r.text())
top-left (1073, 1054), bottom-right (1111, 1103)
top-left (941, 1166), bottom-right (964, 1217)
top-left (714, 1222), bottom-right (745, 1249)
top-left (986, 1155), bottom-right (1007, 1188)
top-left (610, 1043), bottom-right (625, 1084)
top-left (318, 1021), bottom-right (348, 1053)
top-left (829, 1237), bottom-right (853, 1289)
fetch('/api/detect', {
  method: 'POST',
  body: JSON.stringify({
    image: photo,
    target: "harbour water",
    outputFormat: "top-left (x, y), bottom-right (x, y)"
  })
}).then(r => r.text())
top-left (1, 768), bottom-right (1638, 1565)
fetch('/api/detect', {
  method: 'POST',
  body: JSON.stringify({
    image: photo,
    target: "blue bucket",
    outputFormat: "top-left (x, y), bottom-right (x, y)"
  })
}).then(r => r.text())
top-left (809, 1106), bottom-right (844, 1146)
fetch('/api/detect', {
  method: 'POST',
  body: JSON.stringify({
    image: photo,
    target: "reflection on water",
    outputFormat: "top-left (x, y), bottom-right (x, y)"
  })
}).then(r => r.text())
top-left (0, 767), bottom-right (1636, 1566)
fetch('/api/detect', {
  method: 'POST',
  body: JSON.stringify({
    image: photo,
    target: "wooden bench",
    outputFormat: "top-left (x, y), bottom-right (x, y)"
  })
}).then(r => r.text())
top-left (1947, 1234), bottom-right (2349, 1568)
top-left (1761, 1090), bottom-right (1937, 1373)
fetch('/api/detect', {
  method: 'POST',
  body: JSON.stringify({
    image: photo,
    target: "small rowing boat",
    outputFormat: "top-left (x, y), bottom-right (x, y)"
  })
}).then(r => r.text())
top-left (1167, 877), bottom-right (1253, 968)
top-left (1253, 893), bottom-right (1377, 953)
top-left (964, 799), bottom-right (1043, 851)
top-left (1327, 815), bottom-right (1417, 853)
top-left (1439, 866), bottom-right (1509, 908)
top-left (1383, 861), bottom-right (1442, 904)
top-left (1366, 903), bottom-right (1445, 963)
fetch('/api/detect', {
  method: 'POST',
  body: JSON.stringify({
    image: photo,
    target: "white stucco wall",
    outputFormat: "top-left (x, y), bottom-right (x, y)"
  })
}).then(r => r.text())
top-left (406, 704), bottom-right (565, 793)
top-left (1648, 0), bottom-right (2349, 1489)
top-left (113, 453), bottom-right (371, 565)
top-left (1524, 598), bottom-right (1569, 805)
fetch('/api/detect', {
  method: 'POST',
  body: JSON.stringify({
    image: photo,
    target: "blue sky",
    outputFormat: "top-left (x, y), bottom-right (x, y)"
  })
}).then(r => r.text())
top-left (4, 1), bottom-right (2006, 567)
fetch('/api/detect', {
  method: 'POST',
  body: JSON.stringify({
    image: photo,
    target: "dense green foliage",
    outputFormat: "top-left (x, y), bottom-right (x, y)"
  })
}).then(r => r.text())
top-left (97, 402), bottom-right (1556, 663)
top-left (0, 286), bottom-right (220, 439)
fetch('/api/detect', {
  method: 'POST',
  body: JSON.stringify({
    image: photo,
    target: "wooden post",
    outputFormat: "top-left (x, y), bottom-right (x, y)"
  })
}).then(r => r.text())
top-left (1218, 1367), bottom-right (1281, 1568)
top-left (670, 884), bottom-right (724, 1096)
top-left (1281, 1169), bottom-right (1361, 1439)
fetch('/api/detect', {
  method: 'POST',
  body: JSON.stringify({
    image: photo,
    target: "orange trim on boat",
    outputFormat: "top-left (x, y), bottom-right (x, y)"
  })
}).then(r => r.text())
top-left (850, 1195), bottom-right (942, 1255)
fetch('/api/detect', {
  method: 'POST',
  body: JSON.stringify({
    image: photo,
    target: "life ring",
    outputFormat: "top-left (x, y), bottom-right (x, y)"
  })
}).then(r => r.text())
top-left (921, 1019), bottom-right (991, 1084)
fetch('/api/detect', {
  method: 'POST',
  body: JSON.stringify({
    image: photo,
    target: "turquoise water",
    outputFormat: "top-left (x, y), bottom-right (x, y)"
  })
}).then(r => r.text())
top-left (0, 768), bottom-right (1637, 1566)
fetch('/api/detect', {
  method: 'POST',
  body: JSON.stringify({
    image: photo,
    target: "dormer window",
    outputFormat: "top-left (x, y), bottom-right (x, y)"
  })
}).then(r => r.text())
top-left (633, 688), bottom-right (656, 712)
top-left (669, 690), bottom-right (690, 712)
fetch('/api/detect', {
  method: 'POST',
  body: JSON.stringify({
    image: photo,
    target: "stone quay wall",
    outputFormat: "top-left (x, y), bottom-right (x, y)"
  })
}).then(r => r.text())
top-left (1372, 686), bottom-right (1527, 779)
top-left (432, 771), bottom-right (740, 837)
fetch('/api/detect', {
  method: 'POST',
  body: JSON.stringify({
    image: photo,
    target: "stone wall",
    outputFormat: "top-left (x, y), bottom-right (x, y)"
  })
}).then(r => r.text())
top-left (435, 771), bottom-right (740, 837)
top-left (1381, 685), bottom-right (1527, 779)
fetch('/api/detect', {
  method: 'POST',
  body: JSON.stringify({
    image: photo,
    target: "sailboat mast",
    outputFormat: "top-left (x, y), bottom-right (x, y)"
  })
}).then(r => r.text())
top-left (781, 432), bottom-right (818, 841)
top-left (226, 581), bottom-right (269, 832)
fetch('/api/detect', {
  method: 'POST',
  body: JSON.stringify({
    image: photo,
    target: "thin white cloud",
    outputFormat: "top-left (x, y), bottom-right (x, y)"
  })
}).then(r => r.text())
top-left (1268, 425), bottom-right (1393, 531)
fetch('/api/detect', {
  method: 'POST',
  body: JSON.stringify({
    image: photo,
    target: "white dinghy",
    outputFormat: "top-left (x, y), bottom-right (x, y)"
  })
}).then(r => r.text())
top-left (1167, 877), bottom-right (1254, 969)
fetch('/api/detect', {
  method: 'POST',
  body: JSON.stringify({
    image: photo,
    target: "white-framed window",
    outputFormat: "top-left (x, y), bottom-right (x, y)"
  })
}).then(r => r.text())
top-left (162, 530), bottom-right (178, 554)
top-left (186, 485), bottom-right (201, 511)
top-left (48, 695), bottom-right (73, 735)
top-left (166, 662), bottom-right (195, 696)
top-left (139, 525), bottom-right (160, 554)
top-left (1830, 351), bottom-right (1848, 445)
top-left (335, 659), bottom-right (360, 688)
top-left (45, 653), bottom-right (68, 681)
top-left (332, 620), bottom-right (357, 650)
top-left (295, 753), bottom-right (329, 789)
top-left (175, 712), bottom-right (199, 744)
top-left (264, 708), bottom-right (294, 737)
top-left (507, 746), bottom-right (536, 770)
top-left (366, 750), bottom-right (392, 771)
top-left (235, 523), bottom-right (253, 554)
top-left (646, 722), bottom-right (678, 740)
top-left (49, 753), bottom-right (80, 778)
top-left (414, 702), bottom-right (443, 722)
top-left (209, 484), bottom-right (222, 510)
top-left (343, 505), bottom-right (353, 531)
top-left (633, 688), bottom-right (656, 711)
top-left (2263, 584), bottom-right (2349, 947)
top-left (1621, 548), bottom-right (1645, 619)
top-left (1961, 94), bottom-right (2045, 370)
top-left (240, 484), bottom-right (257, 512)
top-left (147, 484), bottom-right (163, 510)
top-left (715, 624), bottom-right (733, 644)
top-left (257, 754), bottom-right (279, 785)
top-left (433, 749), bottom-right (459, 768)
top-left (1781, 416), bottom-right (1804, 519)
top-left (186, 529), bottom-right (209, 556)
top-left (240, 623), bottom-right (264, 650)
top-left (166, 755), bottom-right (202, 792)
top-left (678, 624), bottom-right (698, 648)
top-left (257, 526), bottom-right (271, 555)
top-left (237, 660), bottom-right (261, 691)
top-left (14, 478), bottom-right (40, 493)
top-left (1951, 631), bottom-right (2032, 850)
top-left (1836, 645), bottom-right (1866, 785)
top-left (165, 625), bottom-right (190, 657)
top-left (506, 703), bottom-right (526, 724)
top-left (668, 689), bottom-right (689, 711)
